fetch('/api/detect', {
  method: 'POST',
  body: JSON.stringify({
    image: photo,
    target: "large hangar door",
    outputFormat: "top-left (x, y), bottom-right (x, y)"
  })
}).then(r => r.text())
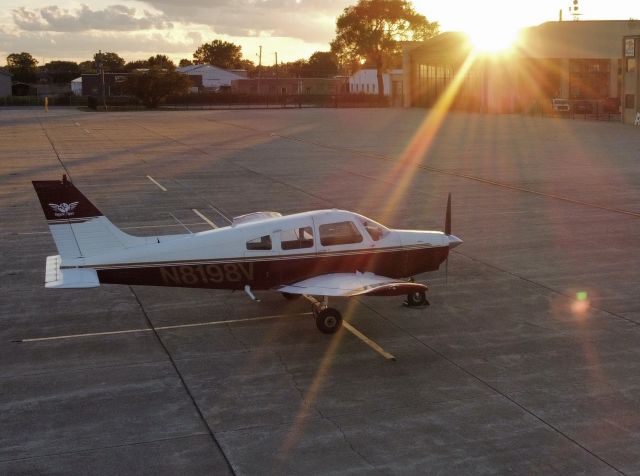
top-left (623, 36), bottom-right (640, 124)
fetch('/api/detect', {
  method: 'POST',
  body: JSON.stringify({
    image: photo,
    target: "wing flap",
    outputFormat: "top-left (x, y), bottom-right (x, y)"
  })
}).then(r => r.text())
top-left (278, 272), bottom-right (427, 297)
top-left (45, 255), bottom-right (100, 288)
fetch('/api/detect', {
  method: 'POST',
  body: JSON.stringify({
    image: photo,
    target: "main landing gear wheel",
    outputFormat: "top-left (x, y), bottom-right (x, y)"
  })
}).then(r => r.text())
top-left (406, 290), bottom-right (429, 307)
top-left (315, 308), bottom-right (343, 334)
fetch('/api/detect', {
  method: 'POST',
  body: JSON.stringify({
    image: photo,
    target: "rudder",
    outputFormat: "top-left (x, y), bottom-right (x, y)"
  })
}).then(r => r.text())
top-left (32, 175), bottom-right (146, 259)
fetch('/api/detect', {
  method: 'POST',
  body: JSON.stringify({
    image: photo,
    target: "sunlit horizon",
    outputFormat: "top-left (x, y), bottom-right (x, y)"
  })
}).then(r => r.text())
top-left (1, 0), bottom-right (640, 65)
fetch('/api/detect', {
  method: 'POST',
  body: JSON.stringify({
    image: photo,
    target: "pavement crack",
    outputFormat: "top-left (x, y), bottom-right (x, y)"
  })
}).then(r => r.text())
top-left (275, 351), bottom-right (305, 401)
top-left (321, 411), bottom-right (384, 475)
top-left (225, 323), bottom-right (248, 351)
top-left (0, 433), bottom-right (211, 464)
top-left (274, 351), bottom-right (324, 424)
top-left (356, 299), bottom-right (626, 476)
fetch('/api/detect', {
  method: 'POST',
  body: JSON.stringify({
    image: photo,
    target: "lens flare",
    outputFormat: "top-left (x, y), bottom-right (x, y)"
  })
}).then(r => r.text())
top-left (571, 290), bottom-right (590, 315)
top-left (467, 24), bottom-right (520, 54)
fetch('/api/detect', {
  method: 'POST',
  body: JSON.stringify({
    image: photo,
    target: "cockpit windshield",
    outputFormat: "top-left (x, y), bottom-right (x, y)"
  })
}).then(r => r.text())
top-left (357, 216), bottom-right (390, 241)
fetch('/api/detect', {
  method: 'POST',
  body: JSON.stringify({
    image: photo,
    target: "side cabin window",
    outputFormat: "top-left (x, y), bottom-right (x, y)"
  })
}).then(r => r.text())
top-left (246, 235), bottom-right (272, 251)
top-left (319, 221), bottom-right (363, 246)
top-left (281, 226), bottom-right (314, 250)
top-left (358, 217), bottom-right (390, 242)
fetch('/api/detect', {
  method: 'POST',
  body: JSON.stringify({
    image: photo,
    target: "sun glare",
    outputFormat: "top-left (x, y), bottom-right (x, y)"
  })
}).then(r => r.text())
top-left (467, 26), bottom-right (520, 53)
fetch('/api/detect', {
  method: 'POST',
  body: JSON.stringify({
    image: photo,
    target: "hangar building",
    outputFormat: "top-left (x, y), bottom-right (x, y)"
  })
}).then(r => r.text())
top-left (403, 20), bottom-right (640, 124)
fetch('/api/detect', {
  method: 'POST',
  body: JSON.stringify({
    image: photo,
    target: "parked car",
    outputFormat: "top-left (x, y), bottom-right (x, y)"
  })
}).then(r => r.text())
top-left (551, 98), bottom-right (570, 113)
top-left (572, 100), bottom-right (593, 114)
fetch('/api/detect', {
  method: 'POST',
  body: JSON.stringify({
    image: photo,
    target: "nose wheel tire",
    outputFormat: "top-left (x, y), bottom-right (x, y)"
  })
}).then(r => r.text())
top-left (406, 290), bottom-right (429, 307)
top-left (315, 308), bottom-right (343, 334)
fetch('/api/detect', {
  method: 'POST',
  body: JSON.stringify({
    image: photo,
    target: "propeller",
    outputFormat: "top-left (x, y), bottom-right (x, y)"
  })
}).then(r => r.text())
top-left (443, 193), bottom-right (463, 284)
top-left (445, 193), bottom-right (451, 284)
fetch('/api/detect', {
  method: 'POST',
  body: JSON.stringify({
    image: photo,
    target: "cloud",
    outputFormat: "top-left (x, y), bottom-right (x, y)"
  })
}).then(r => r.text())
top-left (0, 28), bottom-right (198, 62)
top-left (140, 0), bottom-right (351, 43)
top-left (1, 0), bottom-right (351, 64)
top-left (12, 4), bottom-right (172, 32)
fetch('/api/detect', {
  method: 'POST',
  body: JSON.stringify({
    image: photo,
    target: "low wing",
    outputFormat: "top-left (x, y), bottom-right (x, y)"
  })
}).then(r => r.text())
top-left (277, 272), bottom-right (427, 297)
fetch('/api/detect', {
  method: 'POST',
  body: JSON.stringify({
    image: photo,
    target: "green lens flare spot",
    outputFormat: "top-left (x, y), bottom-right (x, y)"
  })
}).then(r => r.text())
top-left (576, 291), bottom-right (588, 301)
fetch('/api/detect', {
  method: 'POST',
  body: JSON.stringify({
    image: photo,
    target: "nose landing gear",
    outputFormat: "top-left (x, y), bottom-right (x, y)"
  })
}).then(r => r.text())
top-left (405, 290), bottom-right (430, 307)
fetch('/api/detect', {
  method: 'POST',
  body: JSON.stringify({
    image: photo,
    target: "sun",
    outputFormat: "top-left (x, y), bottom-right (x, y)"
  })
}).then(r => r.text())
top-left (466, 25), bottom-right (520, 53)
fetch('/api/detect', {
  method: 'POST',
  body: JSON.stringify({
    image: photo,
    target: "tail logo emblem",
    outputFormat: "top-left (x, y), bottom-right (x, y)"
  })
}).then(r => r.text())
top-left (49, 202), bottom-right (79, 217)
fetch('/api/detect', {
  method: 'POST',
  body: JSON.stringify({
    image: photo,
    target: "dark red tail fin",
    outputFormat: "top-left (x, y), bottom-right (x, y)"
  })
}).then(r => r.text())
top-left (32, 175), bottom-right (103, 221)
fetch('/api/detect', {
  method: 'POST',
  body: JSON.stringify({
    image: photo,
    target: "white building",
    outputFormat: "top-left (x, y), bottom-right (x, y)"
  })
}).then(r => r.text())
top-left (70, 77), bottom-right (82, 96)
top-left (348, 69), bottom-right (403, 96)
top-left (177, 64), bottom-right (247, 91)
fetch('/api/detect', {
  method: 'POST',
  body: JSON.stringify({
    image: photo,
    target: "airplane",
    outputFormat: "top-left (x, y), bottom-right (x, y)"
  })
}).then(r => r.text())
top-left (32, 175), bottom-right (462, 334)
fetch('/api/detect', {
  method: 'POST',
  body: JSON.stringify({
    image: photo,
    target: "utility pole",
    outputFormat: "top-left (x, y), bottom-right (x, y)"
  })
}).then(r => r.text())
top-left (97, 49), bottom-right (106, 110)
top-left (258, 45), bottom-right (262, 95)
top-left (274, 52), bottom-right (278, 78)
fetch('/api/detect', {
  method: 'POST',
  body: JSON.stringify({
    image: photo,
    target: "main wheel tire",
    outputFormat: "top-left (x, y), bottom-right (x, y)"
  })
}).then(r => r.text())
top-left (281, 292), bottom-right (301, 301)
top-left (315, 308), bottom-right (343, 334)
top-left (406, 291), bottom-right (428, 307)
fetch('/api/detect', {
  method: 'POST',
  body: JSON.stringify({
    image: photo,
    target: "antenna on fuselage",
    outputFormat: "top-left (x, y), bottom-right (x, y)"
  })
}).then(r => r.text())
top-left (445, 193), bottom-right (452, 236)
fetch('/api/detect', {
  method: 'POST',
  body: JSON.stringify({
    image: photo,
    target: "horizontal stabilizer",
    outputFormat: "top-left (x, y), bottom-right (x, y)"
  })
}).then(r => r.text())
top-left (45, 255), bottom-right (99, 288)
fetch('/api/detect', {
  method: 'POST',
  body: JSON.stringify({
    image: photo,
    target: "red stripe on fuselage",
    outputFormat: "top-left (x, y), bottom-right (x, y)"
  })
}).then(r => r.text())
top-left (95, 245), bottom-right (449, 290)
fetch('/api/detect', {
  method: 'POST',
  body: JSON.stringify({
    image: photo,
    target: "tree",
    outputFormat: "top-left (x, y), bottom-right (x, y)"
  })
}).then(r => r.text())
top-left (331, 0), bottom-right (438, 97)
top-left (94, 51), bottom-right (125, 72)
top-left (179, 58), bottom-right (193, 68)
top-left (41, 61), bottom-right (80, 83)
top-left (124, 59), bottom-right (150, 72)
top-left (147, 54), bottom-right (175, 70)
top-left (125, 55), bottom-right (175, 73)
top-left (6, 52), bottom-right (38, 83)
top-left (193, 40), bottom-right (253, 69)
top-left (302, 51), bottom-right (339, 78)
top-left (125, 67), bottom-right (191, 108)
top-left (79, 60), bottom-right (97, 74)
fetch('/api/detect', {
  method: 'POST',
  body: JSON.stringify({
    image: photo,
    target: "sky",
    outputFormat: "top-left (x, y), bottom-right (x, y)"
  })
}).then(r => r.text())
top-left (1, 0), bottom-right (640, 66)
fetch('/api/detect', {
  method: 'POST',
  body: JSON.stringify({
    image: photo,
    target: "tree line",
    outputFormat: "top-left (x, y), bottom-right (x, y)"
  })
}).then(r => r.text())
top-left (3, 47), bottom-right (342, 84)
top-left (3, 0), bottom-right (439, 103)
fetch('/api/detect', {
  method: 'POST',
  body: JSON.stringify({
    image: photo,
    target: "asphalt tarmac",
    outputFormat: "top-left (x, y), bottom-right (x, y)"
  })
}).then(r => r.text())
top-left (2, 107), bottom-right (640, 475)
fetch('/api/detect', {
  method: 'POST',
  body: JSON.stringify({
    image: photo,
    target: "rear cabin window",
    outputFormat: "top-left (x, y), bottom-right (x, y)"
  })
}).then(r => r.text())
top-left (246, 235), bottom-right (272, 250)
top-left (281, 226), bottom-right (314, 250)
top-left (319, 221), bottom-right (363, 246)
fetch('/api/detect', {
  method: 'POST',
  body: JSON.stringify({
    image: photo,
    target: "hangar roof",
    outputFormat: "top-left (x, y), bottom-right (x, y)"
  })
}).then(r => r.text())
top-left (410, 21), bottom-right (640, 65)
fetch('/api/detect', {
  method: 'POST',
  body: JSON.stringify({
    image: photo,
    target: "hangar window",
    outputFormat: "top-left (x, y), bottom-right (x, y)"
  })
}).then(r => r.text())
top-left (319, 221), bottom-right (363, 246)
top-left (281, 226), bottom-right (314, 250)
top-left (625, 94), bottom-right (635, 109)
top-left (627, 58), bottom-right (637, 73)
top-left (246, 235), bottom-right (272, 250)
